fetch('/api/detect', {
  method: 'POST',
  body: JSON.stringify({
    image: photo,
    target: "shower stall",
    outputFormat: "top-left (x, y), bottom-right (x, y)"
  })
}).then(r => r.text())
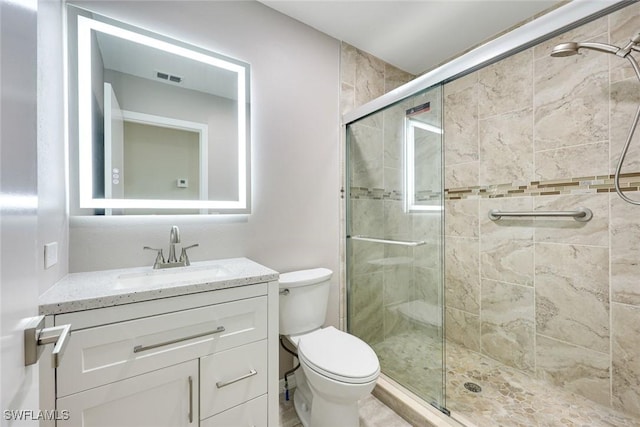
top-left (344, 1), bottom-right (640, 426)
top-left (346, 85), bottom-right (445, 411)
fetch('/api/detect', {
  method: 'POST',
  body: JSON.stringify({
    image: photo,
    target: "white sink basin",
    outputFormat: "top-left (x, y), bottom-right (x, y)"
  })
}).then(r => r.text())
top-left (115, 265), bottom-right (231, 289)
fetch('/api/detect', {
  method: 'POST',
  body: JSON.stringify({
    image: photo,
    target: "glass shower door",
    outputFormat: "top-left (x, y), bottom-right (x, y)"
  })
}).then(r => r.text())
top-left (346, 84), bottom-right (445, 411)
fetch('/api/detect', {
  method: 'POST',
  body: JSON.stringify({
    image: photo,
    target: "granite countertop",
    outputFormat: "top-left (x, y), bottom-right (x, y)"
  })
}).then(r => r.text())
top-left (39, 257), bottom-right (279, 315)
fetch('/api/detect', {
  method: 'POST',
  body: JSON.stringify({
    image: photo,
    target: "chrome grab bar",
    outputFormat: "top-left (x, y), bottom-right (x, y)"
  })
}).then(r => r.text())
top-left (216, 369), bottom-right (258, 388)
top-left (348, 235), bottom-right (426, 247)
top-left (488, 207), bottom-right (593, 222)
top-left (133, 326), bottom-right (225, 353)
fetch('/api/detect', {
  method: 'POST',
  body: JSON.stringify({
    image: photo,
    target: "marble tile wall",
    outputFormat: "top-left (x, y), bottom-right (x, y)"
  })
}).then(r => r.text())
top-left (444, 2), bottom-right (640, 418)
top-left (340, 42), bottom-right (415, 334)
top-left (348, 88), bottom-right (444, 346)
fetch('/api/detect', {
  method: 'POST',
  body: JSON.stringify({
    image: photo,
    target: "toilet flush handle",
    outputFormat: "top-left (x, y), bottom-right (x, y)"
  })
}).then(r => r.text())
top-left (279, 288), bottom-right (290, 295)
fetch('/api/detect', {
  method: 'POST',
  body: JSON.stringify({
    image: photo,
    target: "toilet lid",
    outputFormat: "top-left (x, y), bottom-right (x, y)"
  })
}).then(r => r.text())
top-left (297, 326), bottom-right (380, 384)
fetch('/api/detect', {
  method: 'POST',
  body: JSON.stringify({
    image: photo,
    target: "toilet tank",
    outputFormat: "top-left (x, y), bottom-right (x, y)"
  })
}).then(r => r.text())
top-left (279, 268), bottom-right (332, 336)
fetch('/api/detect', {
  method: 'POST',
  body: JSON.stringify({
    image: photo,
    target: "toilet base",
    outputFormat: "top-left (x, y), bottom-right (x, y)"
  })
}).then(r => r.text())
top-left (293, 387), bottom-right (311, 427)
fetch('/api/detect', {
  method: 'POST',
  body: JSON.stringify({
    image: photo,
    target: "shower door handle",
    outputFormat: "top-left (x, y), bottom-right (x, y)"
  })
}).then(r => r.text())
top-left (348, 235), bottom-right (426, 247)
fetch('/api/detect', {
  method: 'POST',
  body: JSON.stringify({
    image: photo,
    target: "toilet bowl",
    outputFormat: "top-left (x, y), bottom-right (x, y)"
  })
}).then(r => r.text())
top-left (279, 268), bottom-right (380, 427)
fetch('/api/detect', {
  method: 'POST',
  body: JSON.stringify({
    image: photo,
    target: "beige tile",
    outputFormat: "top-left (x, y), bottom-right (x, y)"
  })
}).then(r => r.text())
top-left (384, 63), bottom-right (414, 93)
top-left (383, 263), bottom-right (412, 306)
top-left (535, 243), bottom-right (610, 353)
top-left (444, 162), bottom-right (479, 189)
top-left (383, 104), bottom-right (407, 171)
top-left (414, 266), bottom-right (441, 306)
top-left (444, 72), bottom-right (477, 96)
top-left (445, 307), bottom-right (480, 352)
top-left (611, 195), bottom-right (640, 306)
top-left (534, 193), bottom-right (609, 246)
top-left (384, 200), bottom-right (412, 241)
top-left (478, 49), bottom-right (533, 119)
top-left (480, 279), bottom-right (535, 373)
top-left (444, 80), bottom-right (478, 165)
top-left (341, 82), bottom-right (355, 115)
top-left (612, 302), bottom-right (640, 417)
top-left (479, 107), bottom-right (534, 185)
top-left (348, 123), bottom-right (384, 189)
top-left (445, 237), bottom-right (480, 314)
top-left (481, 238), bottom-right (533, 287)
top-left (355, 49), bottom-right (385, 107)
top-left (534, 141), bottom-right (609, 181)
top-left (536, 334), bottom-right (610, 407)
top-left (445, 199), bottom-right (478, 238)
top-left (358, 394), bottom-right (413, 427)
top-left (350, 198), bottom-right (384, 237)
top-left (533, 16), bottom-right (608, 60)
top-left (341, 42), bottom-right (358, 86)
top-left (413, 242), bottom-right (440, 270)
top-left (534, 36), bottom-right (609, 151)
top-left (610, 77), bottom-right (640, 174)
top-left (350, 272), bottom-right (384, 344)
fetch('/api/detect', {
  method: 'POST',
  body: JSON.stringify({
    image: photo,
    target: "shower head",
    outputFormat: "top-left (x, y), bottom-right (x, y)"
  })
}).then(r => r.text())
top-left (550, 41), bottom-right (620, 57)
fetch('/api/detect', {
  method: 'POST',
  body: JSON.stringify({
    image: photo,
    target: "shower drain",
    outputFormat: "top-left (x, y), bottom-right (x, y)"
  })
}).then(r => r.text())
top-left (464, 382), bottom-right (482, 393)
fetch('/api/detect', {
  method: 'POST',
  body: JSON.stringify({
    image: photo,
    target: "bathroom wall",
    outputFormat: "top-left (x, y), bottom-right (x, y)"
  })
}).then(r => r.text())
top-left (444, 2), bottom-right (640, 416)
top-left (37, 0), bottom-right (69, 294)
top-left (67, 0), bottom-right (341, 311)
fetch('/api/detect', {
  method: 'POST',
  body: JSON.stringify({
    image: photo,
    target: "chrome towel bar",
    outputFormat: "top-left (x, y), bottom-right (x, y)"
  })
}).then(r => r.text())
top-left (488, 207), bottom-right (592, 222)
top-left (348, 235), bottom-right (426, 247)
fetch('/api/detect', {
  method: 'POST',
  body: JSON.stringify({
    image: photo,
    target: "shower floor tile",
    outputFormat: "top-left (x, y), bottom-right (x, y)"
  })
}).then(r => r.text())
top-left (372, 330), bottom-right (640, 427)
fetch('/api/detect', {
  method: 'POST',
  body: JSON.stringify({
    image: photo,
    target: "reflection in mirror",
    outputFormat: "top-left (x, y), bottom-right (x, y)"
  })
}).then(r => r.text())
top-left (404, 99), bottom-right (443, 213)
top-left (71, 8), bottom-right (250, 214)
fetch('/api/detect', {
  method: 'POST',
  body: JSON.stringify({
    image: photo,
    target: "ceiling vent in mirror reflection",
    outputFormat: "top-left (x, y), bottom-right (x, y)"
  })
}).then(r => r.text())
top-left (155, 71), bottom-right (183, 84)
top-left (70, 7), bottom-right (251, 215)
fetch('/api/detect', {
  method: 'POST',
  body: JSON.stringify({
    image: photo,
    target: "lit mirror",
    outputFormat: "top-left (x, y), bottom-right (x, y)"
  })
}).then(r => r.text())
top-left (68, 7), bottom-right (250, 214)
top-left (404, 97), bottom-right (443, 213)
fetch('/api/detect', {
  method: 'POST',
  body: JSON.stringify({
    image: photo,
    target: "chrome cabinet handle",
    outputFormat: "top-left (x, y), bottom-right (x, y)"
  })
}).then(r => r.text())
top-left (133, 326), bottom-right (225, 353)
top-left (216, 369), bottom-right (258, 388)
top-left (24, 315), bottom-right (71, 368)
top-left (188, 376), bottom-right (193, 423)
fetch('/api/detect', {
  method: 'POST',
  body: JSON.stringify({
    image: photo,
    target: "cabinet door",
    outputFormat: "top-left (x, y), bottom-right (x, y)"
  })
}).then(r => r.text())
top-left (56, 360), bottom-right (198, 427)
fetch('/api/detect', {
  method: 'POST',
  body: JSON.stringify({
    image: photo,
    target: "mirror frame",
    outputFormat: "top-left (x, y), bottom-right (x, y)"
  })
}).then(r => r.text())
top-left (75, 12), bottom-right (250, 212)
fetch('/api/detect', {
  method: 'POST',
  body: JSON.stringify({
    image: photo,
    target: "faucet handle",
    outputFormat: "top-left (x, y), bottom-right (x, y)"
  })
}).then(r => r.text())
top-left (143, 246), bottom-right (165, 269)
top-left (179, 244), bottom-right (199, 266)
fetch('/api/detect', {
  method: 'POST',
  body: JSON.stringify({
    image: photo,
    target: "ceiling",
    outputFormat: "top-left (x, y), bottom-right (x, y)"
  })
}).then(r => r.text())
top-left (259, 0), bottom-right (562, 75)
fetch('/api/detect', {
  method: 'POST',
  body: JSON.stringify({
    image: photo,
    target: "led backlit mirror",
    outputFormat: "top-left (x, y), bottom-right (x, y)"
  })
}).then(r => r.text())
top-left (69, 6), bottom-right (250, 214)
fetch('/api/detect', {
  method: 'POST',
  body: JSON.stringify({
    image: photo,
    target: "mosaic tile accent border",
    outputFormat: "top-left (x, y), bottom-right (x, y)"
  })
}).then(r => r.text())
top-left (350, 172), bottom-right (640, 201)
top-left (446, 172), bottom-right (640, 200)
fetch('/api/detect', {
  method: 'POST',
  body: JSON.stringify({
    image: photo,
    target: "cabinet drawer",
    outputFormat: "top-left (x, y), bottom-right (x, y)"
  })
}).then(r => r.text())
top-left (200, 339), bottom-right (268, 419)
top-left (58, 296), bottom-right (267, 397)
top-left (200, 394), bottom-right (267, 427)
top-left (57, 360), bottom-right (198, 427)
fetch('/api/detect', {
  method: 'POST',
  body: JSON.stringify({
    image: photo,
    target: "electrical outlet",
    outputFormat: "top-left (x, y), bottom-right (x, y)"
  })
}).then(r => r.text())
top-left (44, 242), bottom-right (58, 269)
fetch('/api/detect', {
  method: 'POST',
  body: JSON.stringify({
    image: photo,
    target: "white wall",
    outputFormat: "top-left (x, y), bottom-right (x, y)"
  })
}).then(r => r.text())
top-left (68, 1), bottom-right (341, 329)
top-left (38, 0), bottom-right (69, 295)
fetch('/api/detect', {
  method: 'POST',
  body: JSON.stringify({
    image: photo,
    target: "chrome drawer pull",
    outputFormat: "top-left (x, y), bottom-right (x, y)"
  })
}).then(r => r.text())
top-left (216, 369), bottom-right (258, 388)
top-left (133, 326), bottom-right (225, 353)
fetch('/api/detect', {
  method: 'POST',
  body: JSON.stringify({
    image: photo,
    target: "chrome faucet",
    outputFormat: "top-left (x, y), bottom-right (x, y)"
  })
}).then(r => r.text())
top-left (167, 225), bottom-right (180, 263)
top-left (144, 226), bottom-right (199, 269)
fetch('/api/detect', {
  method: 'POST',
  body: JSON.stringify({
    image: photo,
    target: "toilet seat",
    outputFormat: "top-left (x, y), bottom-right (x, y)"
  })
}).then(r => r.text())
top-left (297, 326), bottom-right (380, 384)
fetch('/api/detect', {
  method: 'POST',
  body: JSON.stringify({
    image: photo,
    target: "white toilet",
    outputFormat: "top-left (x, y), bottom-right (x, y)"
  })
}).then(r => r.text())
top-left (279, 268), bottom-right (380, 427)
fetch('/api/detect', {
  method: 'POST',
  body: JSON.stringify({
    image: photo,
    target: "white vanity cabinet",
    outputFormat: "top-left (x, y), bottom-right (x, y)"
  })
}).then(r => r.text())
top-left (40, 260), bottom-right (279, 427)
